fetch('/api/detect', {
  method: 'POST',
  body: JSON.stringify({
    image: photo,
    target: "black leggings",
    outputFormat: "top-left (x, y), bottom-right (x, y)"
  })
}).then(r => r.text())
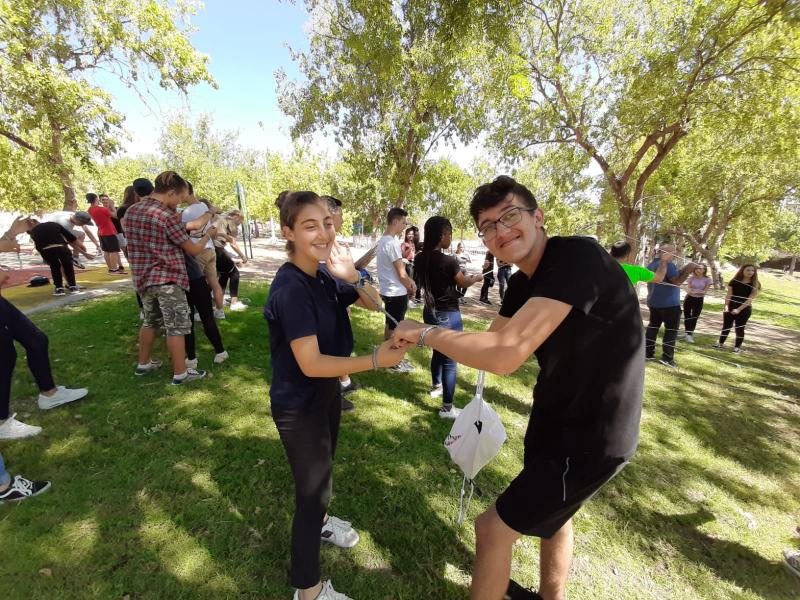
top-left (272, 379), bottom-right (341, 589)
top-left (683, 295), bottom-right (704, 334)
top-left (215, 247), bottom-right (240, 297)
top-left (184, 278), bottom-right (225, 360)
top-left (0, 298), bottom-right (55, 420)
top-left (40, 246), bottom-right (76, 289)
top-left (719, 306), bottom-right (752, 348)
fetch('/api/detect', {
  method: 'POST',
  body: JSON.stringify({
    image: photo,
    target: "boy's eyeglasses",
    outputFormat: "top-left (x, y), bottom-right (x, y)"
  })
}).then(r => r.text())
top-left (477, 206), bottom-right (536, 241)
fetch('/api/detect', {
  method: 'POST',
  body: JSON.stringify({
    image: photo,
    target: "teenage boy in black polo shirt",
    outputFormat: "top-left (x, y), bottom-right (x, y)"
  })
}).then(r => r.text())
top-left (393, 176), bottom-right (644, 600)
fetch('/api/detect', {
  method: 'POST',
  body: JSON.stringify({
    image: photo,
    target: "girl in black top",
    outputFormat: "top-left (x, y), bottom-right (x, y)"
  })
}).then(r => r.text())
top-left (414, 216), bottom-right (482, 418)
top-left (264, 191), bottom-right (405, 600)
top-left (714, 264), bottom-right (760, 353)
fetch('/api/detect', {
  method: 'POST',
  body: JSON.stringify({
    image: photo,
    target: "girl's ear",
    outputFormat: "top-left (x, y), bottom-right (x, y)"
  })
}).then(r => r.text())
top-left (282, 225), bottom-right (294, 242)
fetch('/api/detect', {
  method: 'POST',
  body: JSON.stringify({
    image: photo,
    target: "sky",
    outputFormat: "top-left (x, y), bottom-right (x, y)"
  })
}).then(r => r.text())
top-left (92, 0), bottom-right (482, 166)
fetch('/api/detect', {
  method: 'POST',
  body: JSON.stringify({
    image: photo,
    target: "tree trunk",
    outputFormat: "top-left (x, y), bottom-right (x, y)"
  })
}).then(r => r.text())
top-left (617, 200), bottom-right (642, 261)
top-left (791, 254), bottom-right (797, 276)
top-left (48, 122), bottom-right (77, 210)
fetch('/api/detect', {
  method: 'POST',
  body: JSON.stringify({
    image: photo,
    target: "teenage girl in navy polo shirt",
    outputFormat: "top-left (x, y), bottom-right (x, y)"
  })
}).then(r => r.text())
top-left (264, 191), bottom-right (406, 600)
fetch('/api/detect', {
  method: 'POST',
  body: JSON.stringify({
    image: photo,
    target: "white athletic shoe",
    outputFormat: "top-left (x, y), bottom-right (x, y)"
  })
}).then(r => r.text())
top-left (686, 334), bottom-right (694, 344)
top-left (194, 312), bottom-right (202, 322)
top-left (733, 347), bottom-right (741, 354)
top-left (213, 351), bottom-right (229, 364)
top-left (321, 515), bottom-right (360, 548)
top-left (439, 406), bottom-right (461, 420)
top-left (213, 309), bottom-right (226, 319)
top-left (135, 360), bottom-right (163, 376)
top-left (229, 301), bottom-right (248, 312)
top-left (38, 386), bottom-right (88, 410)
top-left (430, 385), bottom-right (443, 398)
top-left (185, 358), bottom-right (199, 369)
top-left (293, 580), bottom-right (353, 600)
top-left (0, 414), bottom-right (42, 440)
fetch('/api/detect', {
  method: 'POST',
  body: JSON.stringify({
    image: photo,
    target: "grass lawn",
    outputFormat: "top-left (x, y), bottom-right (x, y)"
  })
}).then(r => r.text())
top-left (0, 279), bottom-right (798, 600)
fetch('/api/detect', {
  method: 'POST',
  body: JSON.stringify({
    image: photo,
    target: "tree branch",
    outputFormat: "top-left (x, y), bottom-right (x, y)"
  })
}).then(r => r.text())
top-left (0, 129), bottom-right (38, 152)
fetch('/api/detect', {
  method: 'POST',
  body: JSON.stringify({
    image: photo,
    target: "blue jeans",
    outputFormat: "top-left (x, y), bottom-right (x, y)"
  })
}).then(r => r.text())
top-left (0, 452), bottom-right (9, 487)
top-left (423, 308), bottom-right (463, 406)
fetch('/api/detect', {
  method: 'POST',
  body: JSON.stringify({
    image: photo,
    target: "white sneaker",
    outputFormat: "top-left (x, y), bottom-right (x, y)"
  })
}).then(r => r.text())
top-left (0, 414), bottom-right (42, 439)
top-left (686, 334), bottom-right (694, 344)
top-left (194, 312), bottom-right (202, 322)
top-left (439, 406), bottom-right (461, 420)
top-left (733, 347), bottom-right (741, 354)
top-left (139, 311), bottom-right (144, 320)
top-left (185, 358), bottom-right (198, 369)
top-left (135, 360), bottom-right (163, 376)
top-left (213, 351), bottom-right (229, 364)
top-left (293, 580), bottom-right (353, 600)
top-left (38, 386), bottom-right (88, 410)
top-left (213, 309), bottom-right (226, 319)
top-left (430, 385), bottom-right (443, 399)
top-left (229, 301), bottom-right (247, 312)
top-left (321, 515), bottom-right (360, 548)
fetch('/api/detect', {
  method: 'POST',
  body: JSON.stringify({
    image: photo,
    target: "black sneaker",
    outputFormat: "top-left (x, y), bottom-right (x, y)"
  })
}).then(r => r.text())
top-left (68, 285), bottom-right (83, 293)
top-left (645, 355), bottom-right (657, 361)
top-left (0, 475), bottom-right (51, 503)
top-left (341, 380), bottom-right (362, 396)
top-left (478, 298), bottom-right (492, 305)
top-left (53, 287), bottom-right (66, 296)
top-left (171, 368), bottom-right (207, 385)
top-left (504, 579), bottom-right (542, 600)
top-left (659, 358), bottom-right (678, 369)
top-left (342, 398), bottom-right (355, 412)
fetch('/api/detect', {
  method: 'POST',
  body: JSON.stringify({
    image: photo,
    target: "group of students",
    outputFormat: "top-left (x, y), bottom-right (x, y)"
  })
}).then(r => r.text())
top-left (265, 176), bottom-right (645, 600)
top-left (610, 240), bottom-right (762, 367)
top-left (0, 172), bottom-right (781, 598)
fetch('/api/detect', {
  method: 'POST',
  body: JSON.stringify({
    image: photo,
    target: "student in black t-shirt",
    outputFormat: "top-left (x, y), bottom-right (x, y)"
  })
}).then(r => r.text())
top-left (713, 264), bottom-right (760, 353)
top-left (264, 191), bottom-right (406, 600)
top-left (414, 217), bottom-right (483, 419)
top-left (392, 176), bottom-right (644, 600)
top-left (24, 219), bottom-right (82, 295)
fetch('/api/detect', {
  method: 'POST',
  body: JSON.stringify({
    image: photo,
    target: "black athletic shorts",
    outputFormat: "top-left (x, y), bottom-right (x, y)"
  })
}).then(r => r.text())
top-left (496, 453), bottom-right (628, 538)
top-left (99, 234), bottom-right (120, 253)
top-left (215, 246), bottom-right (236, 275)
top-left (380, 294), bottom-right (408, 330)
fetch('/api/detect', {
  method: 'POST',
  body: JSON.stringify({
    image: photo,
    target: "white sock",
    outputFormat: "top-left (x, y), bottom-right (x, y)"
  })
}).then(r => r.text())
top-left (340, 377), bottom-right (351, 387)
top-left (138, 362), bottom-right (151, 369)
top-left (173, 371), bottom-right (187, 380)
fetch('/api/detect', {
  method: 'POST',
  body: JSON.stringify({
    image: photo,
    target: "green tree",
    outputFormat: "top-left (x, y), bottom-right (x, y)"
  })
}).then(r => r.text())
top-left (277, 0), bottom-right (503, 207)
top-left (649, 85), bottom-right (800, 284)
top-left (771, 208), bottom-right (800, 275)
top-left (0, 0), bottom-right (214, 210)
top-left (493, 0), bottom-right (798, 256)
top-left (423, 159), bottom-right (475, 238)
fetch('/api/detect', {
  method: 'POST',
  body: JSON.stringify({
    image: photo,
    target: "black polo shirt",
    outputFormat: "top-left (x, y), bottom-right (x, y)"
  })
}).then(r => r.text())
top-left (264, 262), bottom-right (359, 408)
top-left (499, 236), bottom-right (644, 459)
top-left (29, 222), bottom-right (76, 252)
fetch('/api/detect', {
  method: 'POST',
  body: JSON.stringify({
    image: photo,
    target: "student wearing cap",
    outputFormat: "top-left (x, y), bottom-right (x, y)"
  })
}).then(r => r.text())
top-left (42, 210), bottom-right (97, 269)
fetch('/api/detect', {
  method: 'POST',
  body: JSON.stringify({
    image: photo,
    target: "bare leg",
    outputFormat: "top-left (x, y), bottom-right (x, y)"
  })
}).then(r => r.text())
top-left (102, 251), bottom-right (113, 270)
top-left (471, 505), bottom-right (521, 600)
top-left (298, 583), bottom-right (322, 600)
top-left (138, 326), bottom-right (156, 364)
top-left (206, 274), bottom-right (224, 311)
top-left (538, 519), bottom-right (573, 600)
top-left (165, 335), bottom-right (187, 377)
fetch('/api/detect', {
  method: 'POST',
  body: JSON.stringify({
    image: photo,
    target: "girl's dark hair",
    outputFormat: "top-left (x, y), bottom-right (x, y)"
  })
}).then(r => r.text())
top-left (416, 216), bottom-right (452, 308)
top-left (154, 171), bottom-right (189, 194)
top-left (406, 225), bottom-right (421, 251)
top-left (277, 191), bottom-right (324, 253)
top-left (470, 175), bottom-right (537, 224)
top-left (694, 263), bottom-right (708, 276)
top-left (732, 263), bottom-right (762, 290)
top-left (121, 185), bottom-right (139, 207)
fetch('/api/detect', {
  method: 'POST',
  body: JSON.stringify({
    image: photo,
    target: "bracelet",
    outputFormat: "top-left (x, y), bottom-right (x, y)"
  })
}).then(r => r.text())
top-left (371, 345), bottom-right (379, 370)
top-left (418, 325), bottom-right (438, 348)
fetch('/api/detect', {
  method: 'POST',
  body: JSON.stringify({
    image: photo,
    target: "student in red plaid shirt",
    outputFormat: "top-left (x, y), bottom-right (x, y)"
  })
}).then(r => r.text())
top-left (122, 171), bottom-right (217, 385)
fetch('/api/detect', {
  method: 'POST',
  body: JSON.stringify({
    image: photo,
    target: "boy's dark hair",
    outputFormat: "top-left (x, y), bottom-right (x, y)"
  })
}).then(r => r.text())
top-left (153, 171), bottom-right (189, 194)
top-left (187, 181), bottom-right (194, 196)
top-left (387, 207), bottom-right (408, 226)
top-left (86, 193), bottom-right (98, 203)
top-left (610, 241), bottom-right (631, 259)
top-left (470, 175), bottom-right (537, 223)
top-left (320, 195), bottom-right (342, 210)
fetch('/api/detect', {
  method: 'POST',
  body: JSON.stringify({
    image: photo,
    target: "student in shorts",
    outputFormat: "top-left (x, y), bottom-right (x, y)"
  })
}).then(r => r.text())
top-left (393, 176), bottom-right (645, 600)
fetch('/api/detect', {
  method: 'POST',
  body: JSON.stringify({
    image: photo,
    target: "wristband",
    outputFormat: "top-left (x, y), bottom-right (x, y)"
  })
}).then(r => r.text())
top-left (371, 345), bottom-right (379, 370)
top-left (418, 325), bottom-right (438, 348)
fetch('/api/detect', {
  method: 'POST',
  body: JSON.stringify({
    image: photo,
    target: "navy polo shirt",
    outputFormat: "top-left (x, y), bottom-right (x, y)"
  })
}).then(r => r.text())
top-left (646, 259), bottom-right (680, 308)
top-left (264, 262), bottom-right (359, 408)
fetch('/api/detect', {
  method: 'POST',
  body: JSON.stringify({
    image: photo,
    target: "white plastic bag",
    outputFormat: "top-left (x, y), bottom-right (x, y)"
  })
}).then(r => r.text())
top-left (444, 371), bottom-right (506, 523)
